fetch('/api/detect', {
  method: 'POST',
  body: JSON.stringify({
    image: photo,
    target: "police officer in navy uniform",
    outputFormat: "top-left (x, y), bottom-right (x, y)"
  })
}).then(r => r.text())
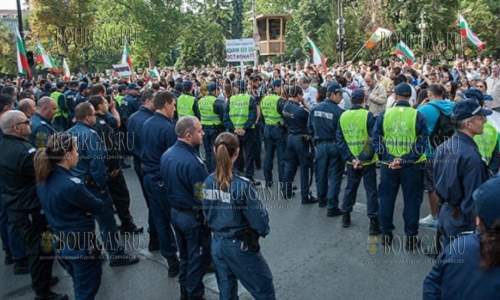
top-left (202, 132), bottom-right (276, 300)
top-left (35, 133), bottom-right (103, 300)
top-left (261, 80), bottom-right (287, 188)
top-left (0, 110), bottom-right (67, 300)
top-left (127, 90), bottom-right (159, 250)
top-left (337, 89), bottom-right (380, 233)
top-left (433, 99), bottom-right (491, 247)
top-left (198, 82), bottom-right (225, 172)
top-left (423, 174), bottom-right (500, 299)
top-left (68, 102), bottom-right (138, 267)
top-left (88, 95), bottom-right (142, 234)
top-left (281, 85), bottom-right (317, 204)
top-left (373, 83), bottom-right (428, 250)
top-left (30, 97), bottom-right (58, 148)
top-left (141, 91), bottom-right (180, 277)
top-left (160, 116), bottom-right (210, 300)
top-left (124, 83), bottom-right (141, 120)
top-left (64, 81), bottom-right (79, 127)
top-left (224, 81), bottom-right (260, 185)
top-left (308, 82), bottom-right (345, 215)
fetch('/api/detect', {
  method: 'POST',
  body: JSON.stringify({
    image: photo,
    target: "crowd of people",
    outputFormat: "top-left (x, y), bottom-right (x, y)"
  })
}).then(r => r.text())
top-left (0, 56), bottom-right (499, 300)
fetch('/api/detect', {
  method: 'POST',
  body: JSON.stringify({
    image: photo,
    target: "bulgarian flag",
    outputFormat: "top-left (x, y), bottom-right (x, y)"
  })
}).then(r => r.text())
top-left (63, 58), bottom-right (71, 80)
top-left (35, 42), bottom-right (54, 69)
top-left (394, 41), bottom-right (415, 65)
top-left (366, 27), bottom-right (392, 49)
top-left (458, 15), bottom-right (485, 50)
top-left (306, 37), bottom-right (327, 71)
top-left (16, 29), bottom-right (31, 79)
top-left (121, 39), bottom-right (133, 70)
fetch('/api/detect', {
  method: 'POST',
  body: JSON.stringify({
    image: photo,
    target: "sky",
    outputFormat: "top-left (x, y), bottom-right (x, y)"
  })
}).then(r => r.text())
top-left (0, 1), bottom-right (27, 10)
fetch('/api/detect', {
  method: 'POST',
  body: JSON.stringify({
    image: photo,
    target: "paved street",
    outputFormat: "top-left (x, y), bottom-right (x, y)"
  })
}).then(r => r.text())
top-left (1, 162), bottom-right (437, 300)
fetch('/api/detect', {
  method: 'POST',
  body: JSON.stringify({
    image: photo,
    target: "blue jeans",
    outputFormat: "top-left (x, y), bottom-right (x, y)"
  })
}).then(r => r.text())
top-left (341, 164), bottom-right (378, 217)
top-left (87, 187), bottom-right (122, 255)
top-left (59, 247), bottom-right (102, 300)
top-left (170, 208), bottom-right (211, 299)
top-left (378, 165), bottom-right (424, 236)
top-left (314, 142), bottom-right (345, 209)
top-left (283, 134), bottom-right (313, 201)
top-left (202, 127), bottom-right (223, 173)
top-left (212, 235), bottom-right (276, 300)
top-left (263, 125), bottom-right (286, 184)
top-left (143, 174), bottom-right (177, 259)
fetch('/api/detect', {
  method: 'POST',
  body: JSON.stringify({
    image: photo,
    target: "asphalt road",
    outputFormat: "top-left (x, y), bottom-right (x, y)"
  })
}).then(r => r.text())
top-left (0, 160), bottom-right (437, 300)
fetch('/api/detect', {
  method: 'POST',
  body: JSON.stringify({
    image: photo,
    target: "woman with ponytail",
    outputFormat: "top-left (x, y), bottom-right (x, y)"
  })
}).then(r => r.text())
top-left (202, 132), bottom-right (276, 300)
top-left (423, 174), bottom-right (500, 299)
top-left (35, 133), bottom-right (104, 300)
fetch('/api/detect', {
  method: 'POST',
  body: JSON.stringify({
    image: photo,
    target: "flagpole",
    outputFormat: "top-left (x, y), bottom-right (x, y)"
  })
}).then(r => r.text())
top-left (351, 43), bottom-right (365, 62)
top-left (458, 13), bottom-right (464, 59)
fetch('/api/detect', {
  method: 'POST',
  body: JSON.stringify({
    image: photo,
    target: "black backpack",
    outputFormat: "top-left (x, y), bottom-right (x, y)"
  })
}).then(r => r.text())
top-left (428, 103), bottom-right (455, 148)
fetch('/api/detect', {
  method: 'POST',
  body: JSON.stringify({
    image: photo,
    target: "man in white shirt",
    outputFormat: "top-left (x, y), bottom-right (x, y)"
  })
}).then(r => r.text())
top-left (300, 76), bottom-right (318, 109)
top-left (486, 65), bottom-right (500, 109)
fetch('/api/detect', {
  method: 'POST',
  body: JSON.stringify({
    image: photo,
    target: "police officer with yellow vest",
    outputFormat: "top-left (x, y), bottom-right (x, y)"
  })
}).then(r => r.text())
top-left (473, 120), bottom-right (499, 174)
top-left (337, 89), bottom-right (380, 234)
top-left (177, 80), bottom-right (200, 119)
top-left (224, 80), bottom-right (259, 184)
top-left (373, 83), bottom-right (428, 250)
top-left (50, 81), bottom-right (69, 131)
top-left (261, 80), bottom-right (287, 188)
top-left (198, 82), bottom-right (225, 172)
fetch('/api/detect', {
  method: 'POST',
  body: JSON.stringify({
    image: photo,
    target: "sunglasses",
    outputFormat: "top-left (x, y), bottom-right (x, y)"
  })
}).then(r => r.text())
top-left (15, 120), bottom-right (30, 126)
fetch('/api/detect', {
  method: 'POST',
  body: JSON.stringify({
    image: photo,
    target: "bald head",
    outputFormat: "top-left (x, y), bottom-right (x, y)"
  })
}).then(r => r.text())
top-left (18, 98), bottom-right (36, 118)
top-left (0, 110), bottom-right (30, 136)
top-left (37, 96), bottom-right (57, 120)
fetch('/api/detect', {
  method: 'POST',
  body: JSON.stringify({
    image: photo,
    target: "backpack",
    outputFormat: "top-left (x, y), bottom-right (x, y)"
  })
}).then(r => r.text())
top-left (428, 103), bottom-right (455, 148)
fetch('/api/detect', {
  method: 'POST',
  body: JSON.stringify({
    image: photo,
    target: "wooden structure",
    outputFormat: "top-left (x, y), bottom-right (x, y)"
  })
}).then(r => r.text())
top-left (255, 14), bottom-right (291, 56)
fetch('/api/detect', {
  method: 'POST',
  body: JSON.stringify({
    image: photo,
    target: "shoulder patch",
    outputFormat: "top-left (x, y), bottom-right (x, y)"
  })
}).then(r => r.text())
top-left (99, 120), bottom-right (106, 125)
top-left (28, 148), bottom-right (36, 154)
top-left (195, 155), bottom-right (205, 165)
top-left (89, 128), bottom-right (97, 134)
top-left (40, 120), bottom-right (47, 125)
top-left (69, 177), bottom-right (82, 184)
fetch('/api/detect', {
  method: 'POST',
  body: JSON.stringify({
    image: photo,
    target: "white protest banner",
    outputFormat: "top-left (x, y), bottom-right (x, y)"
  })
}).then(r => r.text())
top-left (112, 64), bottom-right (131, 77)
top-left (226, 39), bottom-right (256, 62)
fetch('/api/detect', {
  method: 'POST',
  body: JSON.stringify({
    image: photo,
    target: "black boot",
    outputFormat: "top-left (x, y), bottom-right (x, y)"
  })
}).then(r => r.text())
top-left (148, 237), bottom-right (160, 252)
top-left (167, 256), bottom-right (180, 278)
top-left (302, 195), bottom-right (318, 205)
top-left (34, 291), bottom-right (69, 300)
top-left (180, 286), bottom-right (188, 300)
top-left (109, 253), bottom-right (140, 267)
top-left (369, 217), bottom-right (381, 235)
top-left (381, 232), bottom-right (393, 247)
top-left (327, 207), bottom-right (343, 217)
top-left (119, 223), bottom-right (144, 234)
top-left (4, 251), bottom-right (13, 265)
top-left (405, 235), bottom-right (420, 252)
top-left (13, 257), bottom-right (29, 275)
top-left (318, 198), bottom-right (327, 208)
top-left (342, 213), bottom-right (351, 228)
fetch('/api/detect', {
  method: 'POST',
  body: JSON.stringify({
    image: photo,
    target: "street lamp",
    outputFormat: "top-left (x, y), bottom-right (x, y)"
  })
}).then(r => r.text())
top-left (418, 11), bottom-right (427, 61)
top-left (336, 0), bottom-right (347, 64)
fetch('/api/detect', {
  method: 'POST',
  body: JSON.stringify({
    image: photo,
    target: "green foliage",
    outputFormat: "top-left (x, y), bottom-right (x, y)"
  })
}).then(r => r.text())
top-left (25, 0), bottom-right (500, 72)
top-left (0, 23), bottom-right (16, 75)
top-left (175, 18), bottom-right (226, 68)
